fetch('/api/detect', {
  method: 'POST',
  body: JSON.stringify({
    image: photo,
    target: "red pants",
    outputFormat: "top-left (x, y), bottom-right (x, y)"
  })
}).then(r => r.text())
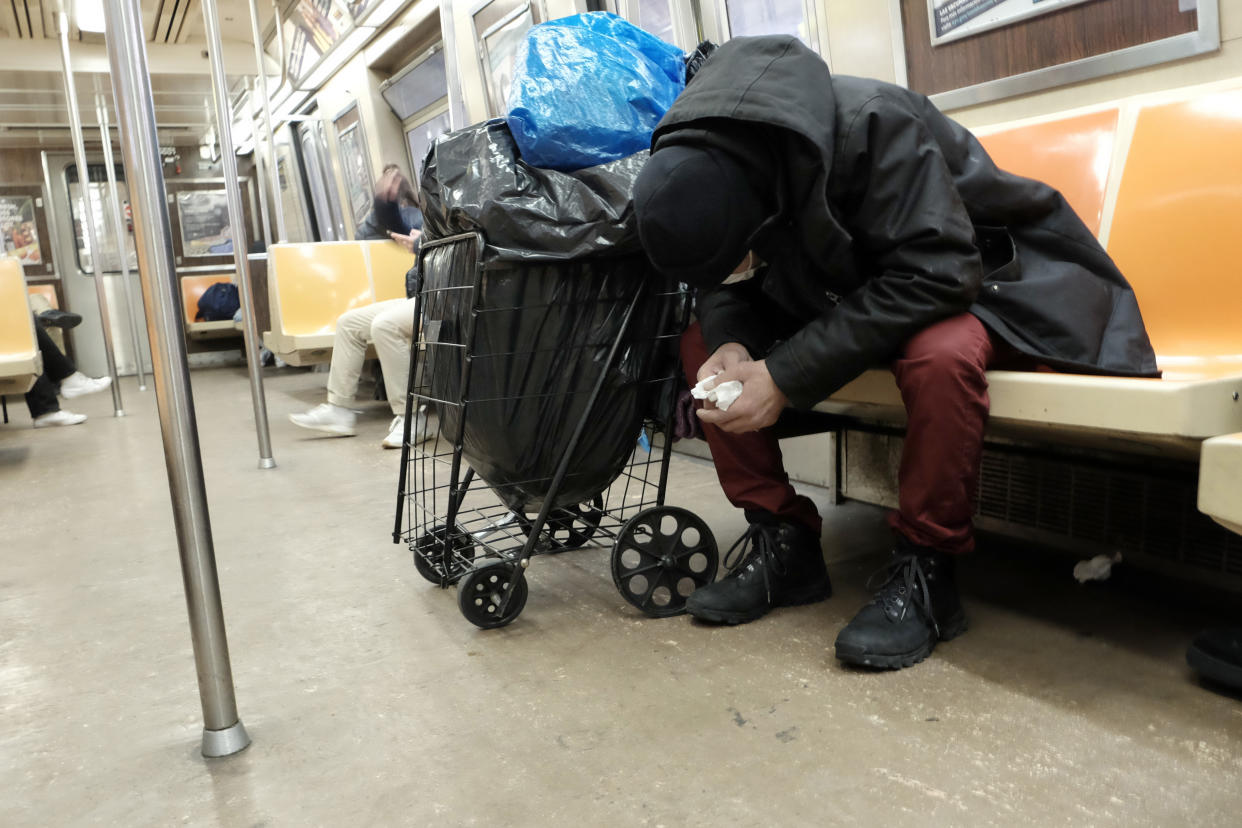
top-left (680, 313), bottom-right (1002, 555)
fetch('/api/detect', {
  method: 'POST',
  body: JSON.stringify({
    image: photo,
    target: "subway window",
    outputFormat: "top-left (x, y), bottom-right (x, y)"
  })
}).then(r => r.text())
top-left (720, 0), bottom-right (818, 51)
top-left (472, 0), bottom-right (541, 115)
top-left (405, 112), bottom-right (452, 186)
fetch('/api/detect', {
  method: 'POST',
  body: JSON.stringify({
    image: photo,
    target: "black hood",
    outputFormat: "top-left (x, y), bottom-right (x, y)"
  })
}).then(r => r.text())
top-left (651, 36), bottom-right (852, 263)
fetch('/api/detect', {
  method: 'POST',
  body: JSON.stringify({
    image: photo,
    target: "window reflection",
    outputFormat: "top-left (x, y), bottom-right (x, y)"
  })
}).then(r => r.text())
top-left (636, 0), bottom-right (674, 43)
top-left (725, 0), bottom-right (814, 49)
top-left (66, 165), bottom-right (138, 274)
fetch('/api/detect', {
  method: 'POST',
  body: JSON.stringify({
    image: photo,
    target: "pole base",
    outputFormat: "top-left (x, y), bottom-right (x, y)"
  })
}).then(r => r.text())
top-left (201, 719), bottom-right (251, 758)
top-left (113, 410), bottom-right (126, 417)
top-left (258, 457), bottom-right (276, 470)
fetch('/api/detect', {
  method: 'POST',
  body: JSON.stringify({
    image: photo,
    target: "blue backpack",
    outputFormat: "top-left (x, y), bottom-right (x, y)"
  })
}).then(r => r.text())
top-left (196, 281), bottom-right (240, 321)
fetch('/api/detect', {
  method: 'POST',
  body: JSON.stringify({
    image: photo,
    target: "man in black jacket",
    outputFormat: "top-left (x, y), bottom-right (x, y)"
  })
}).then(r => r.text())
top-left (633, 36), bottom-right (1158, 669)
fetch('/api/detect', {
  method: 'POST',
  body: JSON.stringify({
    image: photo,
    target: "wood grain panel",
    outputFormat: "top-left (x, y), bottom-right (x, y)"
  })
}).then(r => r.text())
top-left (901, 0), bottom-right (1198, 97)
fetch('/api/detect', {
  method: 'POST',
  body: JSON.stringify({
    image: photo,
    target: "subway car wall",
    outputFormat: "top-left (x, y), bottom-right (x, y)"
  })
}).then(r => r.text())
top-left (3, 0), bottom-right (1242, 824)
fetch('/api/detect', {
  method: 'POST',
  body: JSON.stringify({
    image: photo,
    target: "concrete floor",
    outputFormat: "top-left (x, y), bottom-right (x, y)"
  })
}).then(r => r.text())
top-left (3, 366), bottom-right (1242, 827)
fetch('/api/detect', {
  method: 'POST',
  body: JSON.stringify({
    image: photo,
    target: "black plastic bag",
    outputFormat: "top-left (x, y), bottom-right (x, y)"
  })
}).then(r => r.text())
top-left (417, 120), bottom-right (681, 514)
top-left (419, 119), bottom-right (648, 266)
top-left (422, 244), bottom-right (678, 513)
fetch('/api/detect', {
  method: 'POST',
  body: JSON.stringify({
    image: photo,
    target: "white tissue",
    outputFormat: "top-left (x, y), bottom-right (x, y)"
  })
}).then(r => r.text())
top-left (691, 375), bottom-right (744, 411)
top-left (1073, 552), bottom-right (1122, 583)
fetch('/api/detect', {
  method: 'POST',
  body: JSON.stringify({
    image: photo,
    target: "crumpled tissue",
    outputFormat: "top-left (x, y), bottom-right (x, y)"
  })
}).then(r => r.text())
top-left (690, 374), bottom-right (743, 412)
top-left (1073, 552), bottom-right (1122, 583)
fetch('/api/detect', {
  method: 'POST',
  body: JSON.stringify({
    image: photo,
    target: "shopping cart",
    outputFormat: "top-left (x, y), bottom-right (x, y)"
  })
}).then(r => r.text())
top-left (393, 231), bottom-right (720, 629)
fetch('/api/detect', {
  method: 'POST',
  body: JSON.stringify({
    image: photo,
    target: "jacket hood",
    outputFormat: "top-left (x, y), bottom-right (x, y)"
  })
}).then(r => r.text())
top-left (651, 36), bottom-right (850, 255)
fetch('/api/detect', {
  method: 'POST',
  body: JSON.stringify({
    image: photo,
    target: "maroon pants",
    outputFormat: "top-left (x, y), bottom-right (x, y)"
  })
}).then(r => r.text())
top-left (681, 313), bottom-right (1002, 555)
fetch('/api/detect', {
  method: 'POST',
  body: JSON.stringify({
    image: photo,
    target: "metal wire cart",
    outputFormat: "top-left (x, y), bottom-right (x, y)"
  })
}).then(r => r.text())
top-left (393, 232), bottom-right (721, 628)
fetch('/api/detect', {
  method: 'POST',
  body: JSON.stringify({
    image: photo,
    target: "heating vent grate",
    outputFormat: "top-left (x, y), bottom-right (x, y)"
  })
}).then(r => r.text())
top-left (975, 449), bottom-right (1242, 576)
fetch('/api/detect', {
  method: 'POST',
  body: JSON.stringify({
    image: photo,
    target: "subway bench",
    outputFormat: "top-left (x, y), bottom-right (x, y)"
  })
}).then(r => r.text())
top-left (181, 273), bottom-right (241, 341)
top-left (812, 82), bottom-right (1242, 576)
top-left (0, 256), bottom-right (41, 396)
top-left (262, 240), bottom-right (414, 366)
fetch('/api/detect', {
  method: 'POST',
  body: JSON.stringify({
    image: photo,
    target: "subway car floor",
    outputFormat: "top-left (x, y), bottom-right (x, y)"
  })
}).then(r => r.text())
top-left (3, 365), bottom-right (1242, 826)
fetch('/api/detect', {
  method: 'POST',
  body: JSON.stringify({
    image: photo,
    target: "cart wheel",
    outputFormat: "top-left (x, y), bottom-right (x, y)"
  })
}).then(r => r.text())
top-left (517, 494), bottom-right (604, 552)
top-left (458, 563), bottom-right (528, 629)
top-left (412, 525), bottom-right (476, 586)
top-left (611, 507), bottom-right (718, 618)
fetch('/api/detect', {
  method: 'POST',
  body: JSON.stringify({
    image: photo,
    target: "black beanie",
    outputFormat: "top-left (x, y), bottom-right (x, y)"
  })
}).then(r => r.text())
top-left (634, 144), bottom-right (768, 288)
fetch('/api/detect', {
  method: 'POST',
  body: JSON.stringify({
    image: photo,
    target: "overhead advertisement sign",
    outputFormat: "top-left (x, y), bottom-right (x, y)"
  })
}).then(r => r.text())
top-left (929, 0), bottom-right (1101, 46)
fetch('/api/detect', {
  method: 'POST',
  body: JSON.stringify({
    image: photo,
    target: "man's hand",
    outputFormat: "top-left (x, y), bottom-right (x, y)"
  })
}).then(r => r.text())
top-left (389, 229), bottom-right (421, 253)
top-left (696, 359), bottom-right (788, 433)
top-left (698, 341), bottom-right (751, 384)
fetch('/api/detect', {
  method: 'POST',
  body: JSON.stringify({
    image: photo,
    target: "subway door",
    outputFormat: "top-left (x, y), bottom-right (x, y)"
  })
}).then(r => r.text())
top-left (297, 118), bottom-right (347, 242)
top-left (43, 152), bottom-right (152, 380)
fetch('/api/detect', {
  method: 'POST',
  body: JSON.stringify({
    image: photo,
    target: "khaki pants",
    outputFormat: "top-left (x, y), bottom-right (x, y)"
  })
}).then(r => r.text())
top-left (326, 297), bottom-right (416, 416)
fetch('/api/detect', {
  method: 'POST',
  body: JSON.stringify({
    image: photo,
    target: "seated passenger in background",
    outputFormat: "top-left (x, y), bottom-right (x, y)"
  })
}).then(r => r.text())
top-left (290, 164), bottom-right (427, 449)
top-left (24, 319), bottom-right (112, 428)
top-left (633, 36), bottom-right (1158, 670)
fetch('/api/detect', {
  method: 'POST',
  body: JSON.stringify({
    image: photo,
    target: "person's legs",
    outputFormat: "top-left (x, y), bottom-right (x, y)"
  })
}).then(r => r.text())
top-left (325, 303), bottom-right (383, 408)
top-left (25, 322), bottom-right (101, 424)
top-left (35, 322), bottom-right (75, 384)
top-left (887, 312), bottom-right (996, 554)
top-left (24, 374), bottom-right (60, 419)
top-left (679, 322), bottom-right (829, 624)
top-left (680, 322), bottom-right (822, 534)
top-left (371, 297), bottom-right (424, 448)
top-left (371, 298), bottom-right (416, 416)
top-left (836, 312), bottom-right (997, 669)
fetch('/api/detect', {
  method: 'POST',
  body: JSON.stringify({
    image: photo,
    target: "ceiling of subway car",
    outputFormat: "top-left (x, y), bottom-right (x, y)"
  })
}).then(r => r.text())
top-left (0, 0), bottom-right (267, 148)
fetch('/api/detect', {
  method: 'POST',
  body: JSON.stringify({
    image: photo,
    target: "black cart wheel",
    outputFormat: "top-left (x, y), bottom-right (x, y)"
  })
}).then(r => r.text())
top-left (518, 494), bottom-right (605, 552)
top-left (412, 525), bottom-right (476, 586)
top-left (611, 507), bottom-right (718, 618)
top-left (458, 563), bottom-right (528, 629)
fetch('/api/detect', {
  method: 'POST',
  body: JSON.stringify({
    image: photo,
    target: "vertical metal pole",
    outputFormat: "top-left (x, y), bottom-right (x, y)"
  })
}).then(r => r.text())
top-left (201, 0), bottom-right (277, 469)
top-left (57, 12), bottom-right (124, 416)
top-left (248, 0), bottom-right (287, 241)
top-left (439, 0), bottom-right (467, 130)
top-left (101, 0), bottom-right (250, 758)
top-left (97, 96), bottom-right (148, 391)
top-left (248, 88), bottom-right (275, 248)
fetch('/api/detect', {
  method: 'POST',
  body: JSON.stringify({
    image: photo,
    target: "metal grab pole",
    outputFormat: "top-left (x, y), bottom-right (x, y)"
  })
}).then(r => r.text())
top-left (57, 12), bottom-right (124, 416)
top-left (101, 0), bottom-right (250, 758)
top-left (201, 0), bottom-right (276, 470)
top-left (247, 84), bottom-right (275, 248)
top-left (248, 0), bottom-right (287, 241)
top-left (97, 96), bottom-right (148, 391)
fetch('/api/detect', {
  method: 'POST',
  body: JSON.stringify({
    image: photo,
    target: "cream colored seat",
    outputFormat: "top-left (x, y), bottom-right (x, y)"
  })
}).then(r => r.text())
top-left (263, 240), bottom-right (415, 366)
top-left (0, 257), bottom-right (42, 396)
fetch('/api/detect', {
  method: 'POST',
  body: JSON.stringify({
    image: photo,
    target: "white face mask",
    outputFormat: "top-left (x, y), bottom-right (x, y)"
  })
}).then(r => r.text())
top-left (721, 252), bottom-right (763, 285)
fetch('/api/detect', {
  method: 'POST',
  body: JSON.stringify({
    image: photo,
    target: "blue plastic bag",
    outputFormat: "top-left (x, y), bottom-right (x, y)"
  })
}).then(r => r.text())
top-left (507, 12), bottom-right (685, 172)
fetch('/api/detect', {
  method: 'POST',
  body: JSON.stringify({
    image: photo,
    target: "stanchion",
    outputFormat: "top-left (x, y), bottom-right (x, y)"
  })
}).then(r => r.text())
top-left (57, 12), bottom-right (124, 416)
top-left (248, 0), bottom-right (287, 241)
top-left (97, 95), bottom-right (148, 391)
top-left (200, 0), bottom-right (277, 470)
top-left (101, 0), bottom-right (250, 758)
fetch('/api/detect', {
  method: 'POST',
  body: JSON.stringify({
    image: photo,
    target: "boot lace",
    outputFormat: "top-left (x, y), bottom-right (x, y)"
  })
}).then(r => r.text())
top-left (722, 523), bottom-right (787, 604)
top-left (865, 551), bottom-right (939, 637)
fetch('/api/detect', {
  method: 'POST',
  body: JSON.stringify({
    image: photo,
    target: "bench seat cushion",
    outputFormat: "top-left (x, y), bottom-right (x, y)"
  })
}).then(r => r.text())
top-left (817, 363), bottom-right (1242, 443)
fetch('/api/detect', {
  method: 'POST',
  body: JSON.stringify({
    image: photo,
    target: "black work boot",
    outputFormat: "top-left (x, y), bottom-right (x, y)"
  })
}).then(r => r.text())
top-left (834, 540), bottom-right (968, 669)
top-left (686, 521), bottom-right (832, 625)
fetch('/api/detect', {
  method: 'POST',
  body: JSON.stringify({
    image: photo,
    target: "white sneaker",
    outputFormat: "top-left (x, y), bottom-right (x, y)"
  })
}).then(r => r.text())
top-left (33, 409), bottom-right (87, 428)
top-left (289, 403), bottom-right (357, 436)
top-left (382, 416), bottom-right (405, 449)
top-left (381, 409), bottom-right (431, 449)
top-left (59, 372), bottom-right (112, 400)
